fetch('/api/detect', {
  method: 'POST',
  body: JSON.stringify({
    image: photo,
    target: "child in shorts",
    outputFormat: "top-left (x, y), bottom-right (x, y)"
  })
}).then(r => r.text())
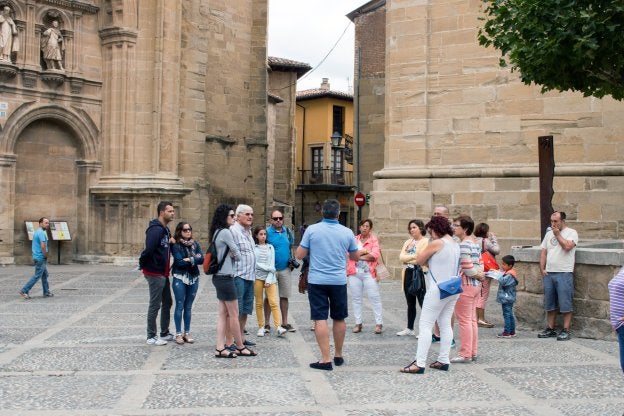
top-left (496, 255), bottom-right (518, 338)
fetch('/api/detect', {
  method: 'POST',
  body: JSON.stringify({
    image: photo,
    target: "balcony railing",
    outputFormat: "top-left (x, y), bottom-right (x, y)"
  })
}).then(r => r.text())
top-left (297, 169), bottom-right (353, 186)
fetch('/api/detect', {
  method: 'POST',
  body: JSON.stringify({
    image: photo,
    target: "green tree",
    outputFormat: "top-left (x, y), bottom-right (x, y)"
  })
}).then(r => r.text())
top-left (478, 1), bottom-right (624, 100)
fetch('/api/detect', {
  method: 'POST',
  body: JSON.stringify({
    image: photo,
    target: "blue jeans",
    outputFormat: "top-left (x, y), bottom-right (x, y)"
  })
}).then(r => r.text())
top-left (501, 303), bottom-right (516, 333)
top-left (172, 277), bottom-right (198, 334)
top-left (617, 325), bottom-right (624, 373)
top-left (21, 259), bottom-right (50, 295)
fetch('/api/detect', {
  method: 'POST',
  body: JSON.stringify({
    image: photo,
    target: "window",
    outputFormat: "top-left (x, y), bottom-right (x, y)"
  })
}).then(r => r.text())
top-left (311, 147), bottom-right (323, 180)
top-left (331, 147), bottom-right (344, 183)
top-left (332, 106), bottom-right (344, 136)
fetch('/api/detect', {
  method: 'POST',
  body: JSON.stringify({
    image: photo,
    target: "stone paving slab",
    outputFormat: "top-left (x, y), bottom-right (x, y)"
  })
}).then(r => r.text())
top-left (0, 264), bottom-right (622, 416)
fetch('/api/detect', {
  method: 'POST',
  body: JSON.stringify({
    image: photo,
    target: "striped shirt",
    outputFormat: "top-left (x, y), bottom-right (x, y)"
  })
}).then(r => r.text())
top-left (460, 239), bottom-right (482, 287)
top-left (608, 266), bottom-right (624, 331)
top-left (230, 222), bottom-right (256, 281)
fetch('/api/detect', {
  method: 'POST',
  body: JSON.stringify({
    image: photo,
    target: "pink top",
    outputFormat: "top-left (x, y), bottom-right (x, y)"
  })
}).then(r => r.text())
top-left (347, 233), bottom-right (380, 277)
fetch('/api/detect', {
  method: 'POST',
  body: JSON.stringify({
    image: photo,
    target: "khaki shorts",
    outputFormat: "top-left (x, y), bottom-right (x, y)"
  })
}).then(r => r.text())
top-left (276, 268), bottom-right (292, 298)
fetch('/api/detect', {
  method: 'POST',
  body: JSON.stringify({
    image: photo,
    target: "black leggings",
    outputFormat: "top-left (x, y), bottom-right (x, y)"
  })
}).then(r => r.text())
top-left (403, 270), bottom-right (425, 330)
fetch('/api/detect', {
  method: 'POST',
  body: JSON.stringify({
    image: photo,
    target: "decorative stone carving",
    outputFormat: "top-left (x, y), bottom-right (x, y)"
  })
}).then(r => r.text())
top-left (0, 60), bottom-right (17, 79)
top-left (41, 69), bottom-right (65, 87)
top-left (41, 19), bottom-right (65, 71)
top-left (0, 5), bottom-right (18, 63)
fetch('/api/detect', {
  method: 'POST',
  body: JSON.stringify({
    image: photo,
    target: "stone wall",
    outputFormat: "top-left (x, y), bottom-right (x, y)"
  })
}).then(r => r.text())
top-left (512, 244), bottom-right (624, 339)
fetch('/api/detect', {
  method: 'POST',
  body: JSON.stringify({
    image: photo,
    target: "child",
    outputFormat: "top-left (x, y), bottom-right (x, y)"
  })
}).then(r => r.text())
top-left (496, 255), bottom-right (518, 338)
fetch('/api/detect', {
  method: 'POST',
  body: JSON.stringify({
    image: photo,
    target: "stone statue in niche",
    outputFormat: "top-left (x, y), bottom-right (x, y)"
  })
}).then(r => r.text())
top-left (0, 5), bottom-right (18, 63)
top-left (41, 20), bottom-right (64, 70)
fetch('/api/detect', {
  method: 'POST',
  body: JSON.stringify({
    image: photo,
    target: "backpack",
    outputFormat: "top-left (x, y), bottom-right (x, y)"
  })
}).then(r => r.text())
top-left (203, 229), bottom-right (230, 275)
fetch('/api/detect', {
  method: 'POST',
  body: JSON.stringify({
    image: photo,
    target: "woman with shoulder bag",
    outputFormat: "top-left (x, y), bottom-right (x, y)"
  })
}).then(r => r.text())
top-left (400, 215), bottom-right (460, 374)
top-left (397, 219), bottom-right (429, 336)
top-left (171, 222), bottom-right (204, 345)
top-left (347, 219), bottom-right (384, 334)
top-left (210, 204), bottom-right (257, 358)
top-left (474, 222), bottom-right (500, 328)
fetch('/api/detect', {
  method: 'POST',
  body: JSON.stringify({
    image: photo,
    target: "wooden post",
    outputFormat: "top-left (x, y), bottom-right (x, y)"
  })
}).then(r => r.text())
top-left (538, 136), bottom-right (554, 240)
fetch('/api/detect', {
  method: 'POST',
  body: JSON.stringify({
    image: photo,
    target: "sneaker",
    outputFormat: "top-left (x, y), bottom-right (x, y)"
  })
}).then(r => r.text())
top-left (160, 333), bottom-right (175, 342)
top-left (226, 343), bottom-right (237, 352)
top-left (537, 328), bottom-right (557, 338)
top-left (450, 356), bottom-right (472, 363)
top-left (556, 329), bottom-right (571, 341)
top-left (264, 324), bottom-right (271, 333)
top-left (147, 337), bottom-right (167, 346)
top-left (243, 329), bottom-right (249, 335)
top-left (43, 292), bottom-right (54, 297)
top-left (431, 334), bottom-right (441, 343)
top-left (282, 323), bottom-right (296, 332)
top-left (243, 339), bottom-right (256, 347)
top-left (396, 328), bottom-right (416, 336)
top-left (509, 332), bottom-right (517, 337)
top-left (19, 291), bottom-right (31, 300)
top-left (497, 332), bottom-right (512, 338)
top-left (277, 326), bottom-right (287, 336)
top-left (257, 328), bottom-right (266, 337)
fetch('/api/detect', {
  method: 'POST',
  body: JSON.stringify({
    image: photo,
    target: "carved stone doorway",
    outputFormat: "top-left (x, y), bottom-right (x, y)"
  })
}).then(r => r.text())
top-left (13, 119), bottom-right (80, 264)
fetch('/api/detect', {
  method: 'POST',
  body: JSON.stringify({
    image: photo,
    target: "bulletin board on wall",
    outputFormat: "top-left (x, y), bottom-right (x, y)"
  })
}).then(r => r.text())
top-left (49, 221), bottom-right (72, 241)
top-left (24, 221), bottom-right (39, 240)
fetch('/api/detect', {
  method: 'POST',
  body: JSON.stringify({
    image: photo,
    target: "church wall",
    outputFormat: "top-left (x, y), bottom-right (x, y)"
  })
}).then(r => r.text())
top-left (369, 0), bottom-right (624, 275)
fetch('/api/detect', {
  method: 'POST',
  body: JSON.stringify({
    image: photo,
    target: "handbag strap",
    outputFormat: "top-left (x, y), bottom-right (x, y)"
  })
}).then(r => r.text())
top-left (429, 247), bottom-right (460, 284)
top-left (213, 229), bottom-right (230, 271)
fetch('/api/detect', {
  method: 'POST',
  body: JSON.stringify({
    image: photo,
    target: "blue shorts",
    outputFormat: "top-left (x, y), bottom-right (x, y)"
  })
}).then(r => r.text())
top-left (234, 277), bottom-right (254, 316)
top-left (308, 283), bottom-right (348, 321)
top-left (543, 272), bottom-right (574, 313)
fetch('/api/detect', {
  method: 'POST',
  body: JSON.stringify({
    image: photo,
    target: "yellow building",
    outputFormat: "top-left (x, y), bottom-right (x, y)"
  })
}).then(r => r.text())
top-left (295, 78), bottom-right (356, 234)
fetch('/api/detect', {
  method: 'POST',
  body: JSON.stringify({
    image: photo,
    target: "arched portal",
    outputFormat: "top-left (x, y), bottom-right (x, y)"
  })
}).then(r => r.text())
top-left (13, 119), bottom-right (81, 263)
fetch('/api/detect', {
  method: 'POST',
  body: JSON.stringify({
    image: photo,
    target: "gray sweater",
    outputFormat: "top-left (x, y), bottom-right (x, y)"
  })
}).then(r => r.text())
top-left (213, 228), bottom-right (240, 276)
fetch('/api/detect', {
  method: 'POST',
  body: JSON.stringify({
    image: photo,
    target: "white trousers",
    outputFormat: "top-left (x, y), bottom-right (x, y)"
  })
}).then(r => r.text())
top-left (415, 283), bottom-right (459, 367)
top-left (348, 271), bottom-right (383, 325)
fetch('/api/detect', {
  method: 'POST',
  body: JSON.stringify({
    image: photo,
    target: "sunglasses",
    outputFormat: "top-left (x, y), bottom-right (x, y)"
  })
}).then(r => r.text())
top-left (228, 214), bottom-right (235, 218)
top-left (272, 217), bottom-right (283, 221)
top-left (182, 228), bottom-right (192, 232)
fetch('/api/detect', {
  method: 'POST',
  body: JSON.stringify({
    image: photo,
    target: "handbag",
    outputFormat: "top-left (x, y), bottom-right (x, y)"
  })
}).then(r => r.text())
top-left (375, 251), bottom-right (391, 280)
top-left (480, 239), bottom-right (499, 272)
top-left (406, 265), bottom-right (425, 296)
top-left (298, 268), bottom-right (308, 294)
top-left (429, 255), bottom-right (462, 300)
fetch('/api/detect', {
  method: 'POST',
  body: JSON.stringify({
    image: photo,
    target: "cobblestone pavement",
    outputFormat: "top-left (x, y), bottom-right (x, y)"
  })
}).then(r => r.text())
top-left (1, 264), bottom-right (623, 416)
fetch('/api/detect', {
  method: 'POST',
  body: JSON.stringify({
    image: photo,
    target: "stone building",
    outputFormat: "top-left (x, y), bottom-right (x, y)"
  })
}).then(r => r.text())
top-left (349, 0), bottom-right (624, 274)
top-left (0, 0), bottom-right (304, 264)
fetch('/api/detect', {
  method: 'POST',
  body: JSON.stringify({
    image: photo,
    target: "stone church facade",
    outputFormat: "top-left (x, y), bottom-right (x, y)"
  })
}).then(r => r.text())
top-left (350, 0), bottom-right (624, 267)
top-left (0, 0), bottom-right (287, 265)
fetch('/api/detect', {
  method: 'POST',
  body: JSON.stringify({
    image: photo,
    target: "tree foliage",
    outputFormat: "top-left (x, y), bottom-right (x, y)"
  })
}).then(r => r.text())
top-left (478, 0), bottom-right (624, 100)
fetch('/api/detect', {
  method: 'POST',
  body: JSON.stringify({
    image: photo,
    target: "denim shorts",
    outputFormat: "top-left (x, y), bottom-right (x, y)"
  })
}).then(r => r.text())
top-left (308, 283), bottom-right (348, 321)
top-left (212, 274), bottom-right (236, 301)
top-left (234, 276), bottom-right (255, 315)
top-left (543, 272), bottom-right (574, 313)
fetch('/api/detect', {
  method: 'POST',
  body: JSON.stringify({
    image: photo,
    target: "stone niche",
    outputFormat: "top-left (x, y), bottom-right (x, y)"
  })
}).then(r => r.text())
top-left (511, 241), bottom-right (624, 339)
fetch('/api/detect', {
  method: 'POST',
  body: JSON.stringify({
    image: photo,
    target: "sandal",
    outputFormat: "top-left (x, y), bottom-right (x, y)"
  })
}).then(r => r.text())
top-left (400, 360), bottom-right (425, 374)
top-left (183, 333), bottom-right (194, 344)
top-left (374, 324), bottom-right (383, 334)
top-left (214, 348), bottom-right (236, 358)
top-left (175, 334), bottom-right (185, 345)
top-left (429, 361), bottom-right (449, 371)
top-left (352, 324), bottom-right (362, 333)
top-left (236, 346), bottom-right (257, 357)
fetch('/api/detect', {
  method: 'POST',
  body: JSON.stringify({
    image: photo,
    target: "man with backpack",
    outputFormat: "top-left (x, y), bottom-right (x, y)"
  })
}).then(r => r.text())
top-left (139, 201), bottom-right (175, 346)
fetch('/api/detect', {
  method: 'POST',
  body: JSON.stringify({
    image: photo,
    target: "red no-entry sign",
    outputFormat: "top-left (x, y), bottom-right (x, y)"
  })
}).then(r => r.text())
top-left (354, 192), bottom-right (365, 206)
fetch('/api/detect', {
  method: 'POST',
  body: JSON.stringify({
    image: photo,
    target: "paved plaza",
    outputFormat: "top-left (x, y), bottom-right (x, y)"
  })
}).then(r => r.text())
top-left (1, 264), bottom-right (623, 415)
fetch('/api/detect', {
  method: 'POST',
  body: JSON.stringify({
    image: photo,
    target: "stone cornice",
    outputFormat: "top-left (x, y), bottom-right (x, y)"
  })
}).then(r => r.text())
top-left (374, 163), bottom-right (624, 179)
top-left (41, 0), bottom-right (99, 14)
top-left (99, 27), bottom-right (138, 45)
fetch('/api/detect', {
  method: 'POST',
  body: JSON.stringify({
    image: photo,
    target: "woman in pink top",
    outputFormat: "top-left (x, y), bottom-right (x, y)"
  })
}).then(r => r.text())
top-left (347, 219), bottom-right (383, 334)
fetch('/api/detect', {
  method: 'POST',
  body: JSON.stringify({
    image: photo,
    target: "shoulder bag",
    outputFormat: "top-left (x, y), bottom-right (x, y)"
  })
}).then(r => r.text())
top-left (429, 255), bottom-right (462, 299)
top-left (375, 250), bottom-right (391, 280)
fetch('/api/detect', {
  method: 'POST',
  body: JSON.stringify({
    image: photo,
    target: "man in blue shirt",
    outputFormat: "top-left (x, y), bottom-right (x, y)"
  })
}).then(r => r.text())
top-left (266, 209), bottom-right (296, 332)
top-left (296, 199), bottom-right (359, 370)
top-left (20, 217), bottom-right (53, 299)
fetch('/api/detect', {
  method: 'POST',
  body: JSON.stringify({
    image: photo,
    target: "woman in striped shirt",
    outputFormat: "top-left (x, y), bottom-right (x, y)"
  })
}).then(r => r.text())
top-left (451, 215), bottom-right (485, 363)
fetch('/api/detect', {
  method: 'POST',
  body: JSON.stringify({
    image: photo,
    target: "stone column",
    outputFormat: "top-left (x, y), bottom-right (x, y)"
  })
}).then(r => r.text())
top-left (0, 154), bottom-right (16, 264)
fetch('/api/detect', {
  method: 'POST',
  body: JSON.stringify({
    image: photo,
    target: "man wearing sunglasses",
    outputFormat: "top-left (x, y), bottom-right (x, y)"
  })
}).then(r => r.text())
top-left (266, 210), bottom-right (296, 333)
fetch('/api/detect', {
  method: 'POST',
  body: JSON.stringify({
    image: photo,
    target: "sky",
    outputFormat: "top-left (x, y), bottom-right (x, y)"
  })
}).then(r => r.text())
top-left (268, 0), bottom-right (366, 93)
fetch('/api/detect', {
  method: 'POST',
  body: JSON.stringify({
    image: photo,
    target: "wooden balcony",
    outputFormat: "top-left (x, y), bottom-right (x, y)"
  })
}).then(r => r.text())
top-left (296, 169), bottom-right (354, 190)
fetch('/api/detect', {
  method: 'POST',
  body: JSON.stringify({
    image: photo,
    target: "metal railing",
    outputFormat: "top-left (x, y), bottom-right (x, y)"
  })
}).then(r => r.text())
top-left (297, 169), bottom-right (353, 186)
